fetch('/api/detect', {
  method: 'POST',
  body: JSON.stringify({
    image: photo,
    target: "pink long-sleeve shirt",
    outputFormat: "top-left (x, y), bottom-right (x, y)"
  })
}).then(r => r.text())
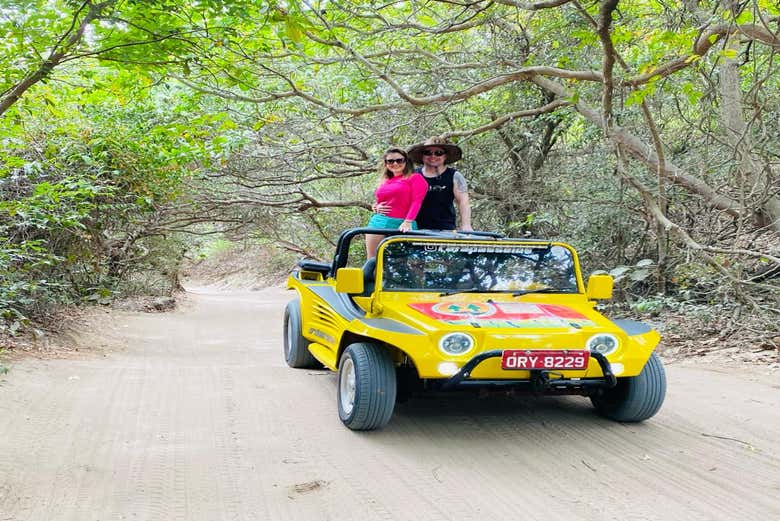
top-left (375, 173), bottom-right (428, 221)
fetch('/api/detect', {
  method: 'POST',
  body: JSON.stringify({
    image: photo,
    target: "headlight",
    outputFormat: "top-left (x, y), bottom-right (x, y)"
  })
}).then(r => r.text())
top-left (586, 333), bottom-right (619, 355)
top-left (439, 332), bottom-right (474, 356)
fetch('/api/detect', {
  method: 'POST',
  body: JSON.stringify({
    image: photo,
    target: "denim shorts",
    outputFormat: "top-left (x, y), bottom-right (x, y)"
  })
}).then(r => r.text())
top-left (367, 214), bottom-right (418, 230)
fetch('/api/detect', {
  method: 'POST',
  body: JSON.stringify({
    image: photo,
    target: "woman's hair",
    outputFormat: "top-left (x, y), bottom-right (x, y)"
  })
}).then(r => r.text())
top-left (379, 147), bottom-right (413, 179)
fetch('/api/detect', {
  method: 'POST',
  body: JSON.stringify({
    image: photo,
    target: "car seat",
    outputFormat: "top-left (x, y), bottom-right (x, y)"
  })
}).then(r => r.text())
top-left (361, 258), bottom-right (377, 296)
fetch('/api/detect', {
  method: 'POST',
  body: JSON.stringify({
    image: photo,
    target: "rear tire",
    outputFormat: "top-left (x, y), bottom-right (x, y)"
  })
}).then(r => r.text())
top-left (337, 342), bottom-right (397, 430)
top-left (591, 352), bottom-right (666, 422)
top-left (283, 299), bottom-right (320, 369)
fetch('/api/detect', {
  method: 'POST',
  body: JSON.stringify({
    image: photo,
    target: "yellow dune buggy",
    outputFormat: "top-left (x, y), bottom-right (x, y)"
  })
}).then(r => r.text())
top-left (285, 228), bottom-right (666, 430)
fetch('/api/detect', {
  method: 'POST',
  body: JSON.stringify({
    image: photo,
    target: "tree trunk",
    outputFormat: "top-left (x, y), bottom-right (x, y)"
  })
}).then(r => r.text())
top-left (719, 31), bottom-right (780, 231)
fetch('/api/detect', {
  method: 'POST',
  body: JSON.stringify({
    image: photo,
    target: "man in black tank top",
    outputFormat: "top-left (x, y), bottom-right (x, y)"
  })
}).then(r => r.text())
top-left (413, 167), bottom-right (457, 229)
top-left (406, 137), bottom-right (472, 231)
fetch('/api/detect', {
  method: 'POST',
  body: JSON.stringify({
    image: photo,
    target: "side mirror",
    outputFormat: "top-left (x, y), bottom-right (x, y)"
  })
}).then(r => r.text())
top-left (335, 267), bottom-right (364, 294)
top-left (586, 274), bottom-right (614, 300)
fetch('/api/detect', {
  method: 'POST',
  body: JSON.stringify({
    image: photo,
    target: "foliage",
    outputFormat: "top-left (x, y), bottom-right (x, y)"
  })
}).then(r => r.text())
top-left (0, 0), bottom-right (778, 335)
top-left (0, 64), bottom-right (229, 330)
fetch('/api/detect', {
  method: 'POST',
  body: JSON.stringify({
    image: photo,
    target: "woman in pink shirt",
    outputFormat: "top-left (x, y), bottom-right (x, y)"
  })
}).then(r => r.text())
top-left (366, 148), bottom-right (428, 258)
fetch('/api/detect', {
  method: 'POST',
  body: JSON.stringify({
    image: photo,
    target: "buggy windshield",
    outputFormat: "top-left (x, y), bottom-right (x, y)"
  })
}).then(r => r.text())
top-left (381, 241), bottom-right (578, 293)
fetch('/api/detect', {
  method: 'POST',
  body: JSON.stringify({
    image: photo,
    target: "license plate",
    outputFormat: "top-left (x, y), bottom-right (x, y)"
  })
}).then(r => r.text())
top-left (501, 350), bottom-right (589, 370)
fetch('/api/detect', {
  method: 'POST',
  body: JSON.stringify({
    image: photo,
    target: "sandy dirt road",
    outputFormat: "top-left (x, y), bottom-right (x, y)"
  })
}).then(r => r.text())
top-left (1, 286), bottom-right (779, 521)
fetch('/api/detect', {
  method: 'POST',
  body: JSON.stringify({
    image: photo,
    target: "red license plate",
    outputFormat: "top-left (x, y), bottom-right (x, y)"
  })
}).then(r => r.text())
top-left (501, 350), bottom-right (589, 370)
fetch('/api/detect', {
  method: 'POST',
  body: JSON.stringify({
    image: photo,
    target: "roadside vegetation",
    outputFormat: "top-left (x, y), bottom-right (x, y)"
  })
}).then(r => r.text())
top-left (1, 1), bottom-right (778, 357)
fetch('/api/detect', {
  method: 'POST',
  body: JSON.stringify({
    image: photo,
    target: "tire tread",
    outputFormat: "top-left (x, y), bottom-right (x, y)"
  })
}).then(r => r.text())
top-left (591, 352), bottom-right (666, 422)
top-left (284, 299), bottom-right (320, 369)
top-left (339, 342), bottom-right (396, 430)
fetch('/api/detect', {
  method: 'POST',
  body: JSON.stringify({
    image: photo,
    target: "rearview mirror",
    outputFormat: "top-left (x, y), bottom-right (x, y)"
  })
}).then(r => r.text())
top-left (586, 274), bottom-right (613, 300)
top-left (335, 267), bottom-right (364, 294)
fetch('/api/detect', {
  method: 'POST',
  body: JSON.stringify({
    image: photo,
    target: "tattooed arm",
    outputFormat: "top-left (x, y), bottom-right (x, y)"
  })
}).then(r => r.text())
top-left (453, 171), bottom-right (473, 231)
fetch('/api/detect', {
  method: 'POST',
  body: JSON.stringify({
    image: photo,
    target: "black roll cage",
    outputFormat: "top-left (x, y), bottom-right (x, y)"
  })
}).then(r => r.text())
top-left (329, 227), bottom-right (506, 277)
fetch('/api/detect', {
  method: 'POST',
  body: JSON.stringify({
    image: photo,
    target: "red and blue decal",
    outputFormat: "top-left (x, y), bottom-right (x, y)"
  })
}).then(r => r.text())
top-left (409, 301), bottom-right (595, 328)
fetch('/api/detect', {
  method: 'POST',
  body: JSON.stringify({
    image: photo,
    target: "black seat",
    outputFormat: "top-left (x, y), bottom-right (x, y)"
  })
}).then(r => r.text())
top-left (360, 258), bottom-right (377, 296)
top-left (297, 259), bottom-right (330, 274)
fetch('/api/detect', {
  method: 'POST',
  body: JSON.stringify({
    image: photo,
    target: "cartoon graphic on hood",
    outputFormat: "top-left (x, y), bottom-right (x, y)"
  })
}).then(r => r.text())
top-left (409, 301), bottom-right (597, 328)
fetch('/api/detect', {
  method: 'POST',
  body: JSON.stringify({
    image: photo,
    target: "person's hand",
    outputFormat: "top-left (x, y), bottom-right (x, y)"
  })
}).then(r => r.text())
top-left (372, 201), bottom-right (391, 215)
top-left (399, 220), bottom-right (413, 232)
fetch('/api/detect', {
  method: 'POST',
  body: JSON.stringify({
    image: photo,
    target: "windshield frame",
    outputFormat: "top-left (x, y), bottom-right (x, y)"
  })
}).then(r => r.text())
top-left (376, 237), bottom-right (585, 295)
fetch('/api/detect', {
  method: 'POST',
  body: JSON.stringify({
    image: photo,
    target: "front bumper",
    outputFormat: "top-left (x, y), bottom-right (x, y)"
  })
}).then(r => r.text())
top-left (439, 350), bottom-right (617, 392)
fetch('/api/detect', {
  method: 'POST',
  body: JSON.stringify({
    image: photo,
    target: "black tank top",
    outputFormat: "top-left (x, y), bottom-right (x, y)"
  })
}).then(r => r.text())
top-left (414, 167), bottom-right (457, 230)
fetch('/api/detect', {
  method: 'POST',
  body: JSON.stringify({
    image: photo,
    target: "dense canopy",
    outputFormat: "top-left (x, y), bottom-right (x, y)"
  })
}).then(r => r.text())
top-left (1, 0), bottom-right (778, 340)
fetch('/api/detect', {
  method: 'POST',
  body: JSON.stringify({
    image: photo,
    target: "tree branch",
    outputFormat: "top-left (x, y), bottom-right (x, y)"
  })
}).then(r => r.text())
top-left (597, 0), bottom-right (619, 129)
top-left (625, 22), bottom-right (780, 87)
top-left (531, 75), bottom-right (743, 217)
top-left (0, 1), bottom-right (114, 117)
top-left (494, 0), bottom-right (573, 8)
top-left (440, 99), bottom-right (571, 138)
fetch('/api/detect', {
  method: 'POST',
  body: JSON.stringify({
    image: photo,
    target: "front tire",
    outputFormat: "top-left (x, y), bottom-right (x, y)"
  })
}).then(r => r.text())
top-left (591, 352), bottom-right (666, 422)
top-left (337, 342), bottom-right (397, 430)
top-left (283, 299), bottom-right (320, 369)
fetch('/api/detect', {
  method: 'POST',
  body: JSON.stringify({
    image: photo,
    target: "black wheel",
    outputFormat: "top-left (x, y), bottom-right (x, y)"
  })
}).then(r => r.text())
top-left (591, 352), bottom-right (666, 422)
top-left (283, 299), bottom-right (320, 369)
top-left (337, 342), bottom-right (397, 430)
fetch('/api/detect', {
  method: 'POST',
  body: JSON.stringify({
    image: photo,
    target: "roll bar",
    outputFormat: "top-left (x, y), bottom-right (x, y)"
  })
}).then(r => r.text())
top-left (329, 228), bottom-right (505, 276)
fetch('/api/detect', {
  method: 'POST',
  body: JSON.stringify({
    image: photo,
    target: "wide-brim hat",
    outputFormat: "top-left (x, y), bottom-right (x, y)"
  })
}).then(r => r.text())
top-left (407, 136), bottom-right (462, 164)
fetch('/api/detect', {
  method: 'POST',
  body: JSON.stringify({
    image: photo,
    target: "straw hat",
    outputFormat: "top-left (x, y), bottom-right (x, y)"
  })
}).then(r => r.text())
top-left (407, 136), bottom-right (463, 164)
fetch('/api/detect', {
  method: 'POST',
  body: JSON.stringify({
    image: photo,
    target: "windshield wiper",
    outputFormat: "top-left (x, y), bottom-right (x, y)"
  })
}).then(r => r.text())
top-left (439, 287), bottom-right (485, 296)
top-left (512, 287), bottom-right (571, 297)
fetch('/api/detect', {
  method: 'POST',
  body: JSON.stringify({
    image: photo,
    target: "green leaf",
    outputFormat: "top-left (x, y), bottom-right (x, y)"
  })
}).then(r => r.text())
top-left (219, 118), bottom-right (238, 131)
top-left (1, 155), bottom-right (26, 168)
top-left (285, 19), bottom-right (304, 44)
top-left (735, 10), bottom-right (754, 24)
top-left (417, 15), bottom-right (437, 26)
top-left (629, 269), bottom-right (652, 282)
top-left (610, 266), bottom-right (631, 278)
top-left (625, 89), bottom-right (648, 107)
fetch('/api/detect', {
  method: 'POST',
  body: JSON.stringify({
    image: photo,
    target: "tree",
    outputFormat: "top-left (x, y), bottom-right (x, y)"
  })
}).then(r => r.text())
top-left (170, 0), bottom-right (778, 292)
top-left (1, 0), bottom-right (777, 331)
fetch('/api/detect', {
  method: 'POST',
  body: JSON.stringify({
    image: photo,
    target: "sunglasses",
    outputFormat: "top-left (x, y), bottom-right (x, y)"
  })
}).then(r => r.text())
top-left (385, 158), bottom-right (406, 164)
top-left (422, 149), bottom-right (446, 156)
